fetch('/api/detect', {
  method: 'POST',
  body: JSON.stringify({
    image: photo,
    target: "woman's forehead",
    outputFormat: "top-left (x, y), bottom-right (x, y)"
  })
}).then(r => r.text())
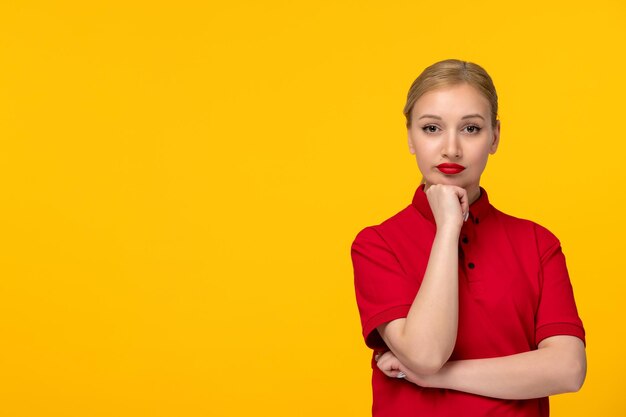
top-left (412, 84), bottom-right (490, 119)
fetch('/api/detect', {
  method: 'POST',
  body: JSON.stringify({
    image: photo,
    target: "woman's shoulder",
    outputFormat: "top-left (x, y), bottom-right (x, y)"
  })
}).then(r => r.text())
top-left (492, 207), bottom-right (562, 253)
top-left (352, 204), bottom-right (421, 247)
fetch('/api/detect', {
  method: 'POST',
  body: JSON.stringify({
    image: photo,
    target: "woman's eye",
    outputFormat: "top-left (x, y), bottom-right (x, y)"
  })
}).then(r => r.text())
top-left (464, 125), bottom-right (482, 134)
top-left (422, 125), bottom-right (439, 133)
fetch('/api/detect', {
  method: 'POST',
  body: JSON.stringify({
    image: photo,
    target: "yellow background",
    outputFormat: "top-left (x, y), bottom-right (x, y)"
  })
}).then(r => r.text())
top-left (0, 1), bottom-right (624, 416)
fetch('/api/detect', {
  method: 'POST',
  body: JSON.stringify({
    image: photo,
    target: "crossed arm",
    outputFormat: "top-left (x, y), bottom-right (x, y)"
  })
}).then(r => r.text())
top-left (375, 228), bottom-right (587, 401)
top-left (375, 334), bottom-right (586, 400)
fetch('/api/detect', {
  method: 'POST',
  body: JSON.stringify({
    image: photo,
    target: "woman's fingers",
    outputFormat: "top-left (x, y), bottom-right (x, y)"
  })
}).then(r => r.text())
top-left (455, 186), bottom-right (470, 221)
top-left (425, 184), bottom-right (469, 228)
top-left (374, 350), bottom-right (430, 386)
top-left (376, 351), bottom-right (406, 379)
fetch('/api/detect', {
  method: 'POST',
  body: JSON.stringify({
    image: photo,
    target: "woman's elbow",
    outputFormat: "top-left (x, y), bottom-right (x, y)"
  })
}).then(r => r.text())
top-left (566, 355), bottom-right (587, 392)
top-left (557, 349), bottom-right (587, 393)
top-left (541, 336), bottom-right (587, 394)
top-left (406, 352), bottom-right (448, 376)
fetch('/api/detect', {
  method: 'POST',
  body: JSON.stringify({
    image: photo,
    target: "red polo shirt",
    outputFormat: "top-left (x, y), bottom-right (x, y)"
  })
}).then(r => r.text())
top-left (351, 184), bottom-right (585, 417)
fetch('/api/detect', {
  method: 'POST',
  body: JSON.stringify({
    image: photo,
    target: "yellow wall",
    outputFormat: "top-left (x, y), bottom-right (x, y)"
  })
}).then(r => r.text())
top-left (0, 1), bottom-right (623, 415)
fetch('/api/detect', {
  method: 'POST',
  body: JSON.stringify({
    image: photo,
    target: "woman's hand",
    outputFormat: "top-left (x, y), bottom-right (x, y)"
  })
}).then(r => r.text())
top-left (375, 350), bottom-right (434, 387)
top-left (424, 184), bottom-right (469, 230)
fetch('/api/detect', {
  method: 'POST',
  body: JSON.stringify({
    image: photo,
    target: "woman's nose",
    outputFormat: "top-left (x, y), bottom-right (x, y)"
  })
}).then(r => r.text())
top-left (442, 133), bottom-right (461, 158)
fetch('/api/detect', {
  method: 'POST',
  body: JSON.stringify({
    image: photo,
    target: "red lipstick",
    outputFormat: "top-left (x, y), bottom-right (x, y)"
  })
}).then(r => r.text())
top-left (436, 163), bottom-right (465, 174)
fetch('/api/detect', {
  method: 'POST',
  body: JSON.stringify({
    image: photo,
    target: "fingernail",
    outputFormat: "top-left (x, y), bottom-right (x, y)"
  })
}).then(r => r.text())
top-left (397, 372), bottom-right (406, 379)
top-left (464, 211), bottom-right (469, 222)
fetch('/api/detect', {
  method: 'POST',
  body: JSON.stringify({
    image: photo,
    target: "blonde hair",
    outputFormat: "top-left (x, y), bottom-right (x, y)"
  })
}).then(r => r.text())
top-left (403, 59), bottom-right (499, 129)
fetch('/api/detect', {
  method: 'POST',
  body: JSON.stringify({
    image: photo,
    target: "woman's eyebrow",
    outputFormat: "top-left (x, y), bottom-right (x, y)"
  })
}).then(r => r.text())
top-left (417, 114), bottom-right (485, 120)
top-left (461, 114), bottom-right (485, 120)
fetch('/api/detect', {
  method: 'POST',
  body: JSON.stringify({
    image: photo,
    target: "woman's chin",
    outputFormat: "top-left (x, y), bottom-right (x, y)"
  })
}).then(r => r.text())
top-left (424, 176), bottom-right (465, 187)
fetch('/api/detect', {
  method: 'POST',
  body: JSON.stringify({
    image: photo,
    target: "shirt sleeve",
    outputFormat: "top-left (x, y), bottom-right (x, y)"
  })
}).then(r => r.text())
top-left (351, 226), bottom-right (414, 350)
top-left (534, 223), bottom-right (586, 347)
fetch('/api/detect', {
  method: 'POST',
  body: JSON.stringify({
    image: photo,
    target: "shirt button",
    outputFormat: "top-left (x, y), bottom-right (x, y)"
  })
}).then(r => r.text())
top-left (462, 236), bottom-right (469, 244)
top-left (468, 262), bottom-right (475, 269)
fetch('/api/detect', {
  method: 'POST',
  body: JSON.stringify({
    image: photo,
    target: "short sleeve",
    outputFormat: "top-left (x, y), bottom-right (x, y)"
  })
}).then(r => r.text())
top-left (351, 227), bottom-right (413, 349)
top-left (534, 224), bottom-right (586, 346)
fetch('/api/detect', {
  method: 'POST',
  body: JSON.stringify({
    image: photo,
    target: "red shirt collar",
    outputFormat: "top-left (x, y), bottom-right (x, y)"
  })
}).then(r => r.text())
top-left (411, 183), bottom-right (491, 224)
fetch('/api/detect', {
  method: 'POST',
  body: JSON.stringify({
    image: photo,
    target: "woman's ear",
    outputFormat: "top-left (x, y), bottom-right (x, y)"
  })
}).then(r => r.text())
top-left (489, 120), bottom-right (500, 154)
top-left (408, 129), bottom-right (416, 155)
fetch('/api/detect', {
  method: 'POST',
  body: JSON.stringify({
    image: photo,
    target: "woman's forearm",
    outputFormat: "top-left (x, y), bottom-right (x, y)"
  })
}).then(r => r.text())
top-left (389, 225), bottom-right (460, 374)
top-left (424, 337), bottom-right (586, 400)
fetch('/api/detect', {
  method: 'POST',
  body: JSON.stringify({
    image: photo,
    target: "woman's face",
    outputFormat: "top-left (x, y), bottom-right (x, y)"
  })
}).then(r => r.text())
top-left (407, 83), bottom-right (500, 201)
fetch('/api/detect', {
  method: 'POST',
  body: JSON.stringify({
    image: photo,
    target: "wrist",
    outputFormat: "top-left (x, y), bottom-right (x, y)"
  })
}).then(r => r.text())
top-left (435, 224), bottom-right (461, 238)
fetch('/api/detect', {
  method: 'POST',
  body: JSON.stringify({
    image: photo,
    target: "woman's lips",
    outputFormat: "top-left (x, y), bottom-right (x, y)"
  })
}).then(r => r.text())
top-left (436, 163), bottom-right (465, 174)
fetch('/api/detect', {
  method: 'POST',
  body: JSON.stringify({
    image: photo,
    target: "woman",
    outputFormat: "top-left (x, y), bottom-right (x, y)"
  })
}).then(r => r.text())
top-left (351, 59), bottom-right (586, 416)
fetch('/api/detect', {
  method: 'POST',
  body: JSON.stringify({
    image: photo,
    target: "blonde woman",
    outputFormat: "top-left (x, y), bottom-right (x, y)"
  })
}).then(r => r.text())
top-left (351, 59), bottom-right (586, 416)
